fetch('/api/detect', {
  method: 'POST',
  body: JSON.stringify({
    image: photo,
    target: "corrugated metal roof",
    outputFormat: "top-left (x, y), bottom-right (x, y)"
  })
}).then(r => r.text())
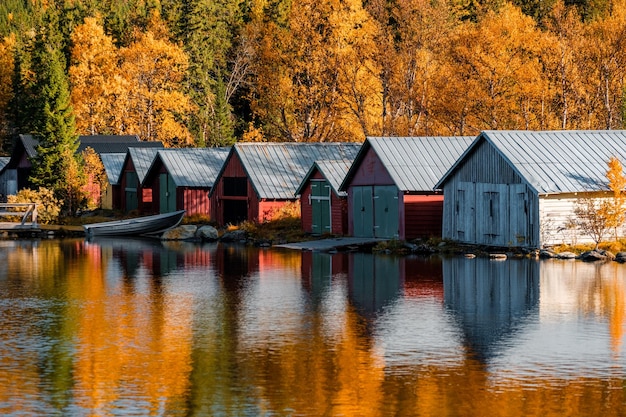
top-left (153, 147), bottom-right (230, 187)
top-left (342, 136), bottom-right (474, 191)
top-left (0, 156), bottom-right (9, 172)
top-left (19, 134), bottom-right (39, 158)
top-left (19, 134), bottom-right (163, 155)
top-left (438, 130), bottom-right (626, 194)
top-left (78, 135), bottom-right (163, 153)
top-left (296, 159), bottom-right (354, 197)
top-left (100, 153), bottom-right (126, 185)
top-left (128, 147), bottom-right (163, 182)
top-left (233, 143), bottom-right (362, 199)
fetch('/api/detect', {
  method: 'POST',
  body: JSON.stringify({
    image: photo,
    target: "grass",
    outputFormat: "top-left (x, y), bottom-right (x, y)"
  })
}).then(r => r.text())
top-left (238, 216), bottom-right (313, 244)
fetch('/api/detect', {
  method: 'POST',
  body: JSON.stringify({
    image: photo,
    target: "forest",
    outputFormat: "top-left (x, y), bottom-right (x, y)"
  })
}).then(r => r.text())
top-left (1, 0), bottom-right (626, 155)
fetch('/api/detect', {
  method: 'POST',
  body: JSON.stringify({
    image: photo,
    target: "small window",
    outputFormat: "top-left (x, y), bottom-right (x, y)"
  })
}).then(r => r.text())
top-left (224, 177), bottom-right (247, 197)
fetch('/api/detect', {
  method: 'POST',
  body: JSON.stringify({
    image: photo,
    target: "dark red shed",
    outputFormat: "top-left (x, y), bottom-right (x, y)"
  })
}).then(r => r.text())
top-left (296, 159), bottom-right (353, 236)
top-left (209, 143), bottom-right (361, 226)
top-left (339, 136), bottom-right (473, 240)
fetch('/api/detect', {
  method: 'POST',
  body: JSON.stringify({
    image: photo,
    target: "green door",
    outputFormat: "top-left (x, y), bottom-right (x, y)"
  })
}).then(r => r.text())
top-left (125, 172), bottom-right (138, 211)
top-left (352, 186), bottom-right (374, 237)
top-left (311, 180), bottom-right (331, 235)
top-left (374, 186), bottom-right (399, 238)
top-left (159, 173), bottom-right (177, 213)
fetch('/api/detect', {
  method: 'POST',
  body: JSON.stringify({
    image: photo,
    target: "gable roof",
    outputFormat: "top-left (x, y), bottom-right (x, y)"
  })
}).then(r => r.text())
top-left (146, 147), bottom-right (230, 188)
top-left (0, 156), bottom-right (9, 172)
top-left (18, 134), bottom-right (163, 154)
top-left (124, 146), bottom-right (164, 183)
top-left (295, 159), bottom-right (354, 197)
top-left (436, 130), bottom-right (626, 194)
top-left (215, 142), bottom-right (362, 199)
top-left (340, 136), bottom-right (474, 192)
top-left (78, 135), bottom-right (163, 153)
top-left (100, 153), bottom-right (126, 185)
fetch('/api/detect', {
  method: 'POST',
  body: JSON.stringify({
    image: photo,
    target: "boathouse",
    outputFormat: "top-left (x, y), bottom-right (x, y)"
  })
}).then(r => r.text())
top-left (435, 130), bottom-right (626, 248)
top-left (339, 136), bottom-right (474, 240)
top-left (142, 147), bottom-right (229, 217)
top-left (119, 146), bottom-right (164, 213)
top-left (296, 159), bottom-right (353, 235)
top-left (209, 142), bottom-right (361, 226)
top-left (0, 134), bottom-right (163, 204)
top-left (99, 153), bottom-right (126, 210)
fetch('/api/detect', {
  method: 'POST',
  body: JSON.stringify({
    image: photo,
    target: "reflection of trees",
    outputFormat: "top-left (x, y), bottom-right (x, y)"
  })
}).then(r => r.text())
top-left (4, 241), bottom-right (626, 416)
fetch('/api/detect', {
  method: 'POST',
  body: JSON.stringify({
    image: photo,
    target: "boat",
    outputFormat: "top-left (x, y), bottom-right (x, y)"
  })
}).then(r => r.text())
top-left (83, 210), bottom-right (185, 237)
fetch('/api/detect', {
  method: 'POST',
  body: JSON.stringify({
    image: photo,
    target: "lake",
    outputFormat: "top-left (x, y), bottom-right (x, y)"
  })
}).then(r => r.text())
top-left (0, 238), bottom-right (625, 416)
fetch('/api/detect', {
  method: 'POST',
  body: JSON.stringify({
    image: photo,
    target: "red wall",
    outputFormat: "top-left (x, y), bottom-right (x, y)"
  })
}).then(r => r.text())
top-left (181, 187), bottom-right (211, 217)
top-left (403, 194), bottom-right (444, 239)
top-left (211, 153), bottom-right (259, 225)
top-left (348, 147), bottom-right (394, 186)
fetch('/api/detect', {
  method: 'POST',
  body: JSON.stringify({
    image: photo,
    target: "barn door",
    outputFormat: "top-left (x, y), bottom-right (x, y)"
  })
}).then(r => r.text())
top-left (352, 186), bottom-right (374, 237)
top-left (374, 186), bottom-right (399, 238)
top-left (311, 180), bottom-right (331, 235)
top-left (455, 182), bottom-right (476, 242)
top-left (509, 184), bottom-right (533, 247)
top-left (159, 173), bottom-right (177, 213)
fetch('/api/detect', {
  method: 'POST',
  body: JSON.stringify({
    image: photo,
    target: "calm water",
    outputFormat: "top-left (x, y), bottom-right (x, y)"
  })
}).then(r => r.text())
top-left (1, 239), bottom-right (625, 416)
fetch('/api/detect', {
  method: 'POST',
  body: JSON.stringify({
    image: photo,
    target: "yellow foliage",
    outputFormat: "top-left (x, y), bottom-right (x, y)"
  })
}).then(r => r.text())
top-left (7, 188), bottom-right (61, 224)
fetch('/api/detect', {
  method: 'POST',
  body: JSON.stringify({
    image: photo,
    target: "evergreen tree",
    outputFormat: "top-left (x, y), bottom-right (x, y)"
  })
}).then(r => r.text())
top-left (175, 0), bottom-right (244, 147)
top-left (28, 15), bottom-right (85, 215)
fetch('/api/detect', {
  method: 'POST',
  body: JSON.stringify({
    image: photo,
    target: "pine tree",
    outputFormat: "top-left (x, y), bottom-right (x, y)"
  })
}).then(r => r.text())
top-left (175, 0), bottom-right (245, 147)
top-left (28, 13), bottom-right (85, 215)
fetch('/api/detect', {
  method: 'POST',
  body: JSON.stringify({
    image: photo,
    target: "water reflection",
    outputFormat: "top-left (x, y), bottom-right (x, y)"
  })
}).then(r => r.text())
top-left (1, 240), bottom-right (626, 416)
top-left (443, 257), bottom-right (540, 363)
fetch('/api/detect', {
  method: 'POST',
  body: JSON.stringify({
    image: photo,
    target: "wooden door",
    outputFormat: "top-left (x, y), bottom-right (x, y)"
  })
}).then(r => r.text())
top-left (374, 185), bottom-right (399, 238)
top-left (352, 186), bottom-right (374, 237)
top-left (311, 180), bottom-right (331, 235)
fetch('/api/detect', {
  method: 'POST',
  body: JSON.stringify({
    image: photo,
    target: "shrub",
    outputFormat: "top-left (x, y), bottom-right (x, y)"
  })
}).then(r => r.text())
top-left (7, 187), bottom-right (61, 224)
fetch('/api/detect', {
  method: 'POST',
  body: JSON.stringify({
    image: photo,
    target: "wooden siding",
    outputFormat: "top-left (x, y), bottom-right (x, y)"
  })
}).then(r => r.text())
top-left (348, 147), bottom-right (394, 186)
top-left (403, 195), bottom-right (444, 239)
top-left (211, 152), bottom-right (258, 225)
top-left (451, 139), bottom-right (523, 184)
top-left (538, 193), bottom-right (623, 246)
top-left (441, 139), bottom-right (540, 248)
top-left (180, 187), bottom-right (211, 217)
top-left (442, 181), bottom-right (538, 247)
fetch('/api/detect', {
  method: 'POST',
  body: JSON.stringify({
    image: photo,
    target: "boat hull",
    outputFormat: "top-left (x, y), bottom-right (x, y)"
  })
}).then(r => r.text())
top-left (83, 210), bottom-right (185, 237)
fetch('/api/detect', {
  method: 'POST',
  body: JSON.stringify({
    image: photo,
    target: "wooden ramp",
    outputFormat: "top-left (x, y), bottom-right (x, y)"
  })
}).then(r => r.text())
top-left (275, 237), bottom-right (385, 251)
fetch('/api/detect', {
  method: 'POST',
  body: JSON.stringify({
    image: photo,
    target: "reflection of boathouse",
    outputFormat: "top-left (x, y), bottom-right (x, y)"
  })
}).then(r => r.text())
top-left (443, 258), bottom-right (540, 362)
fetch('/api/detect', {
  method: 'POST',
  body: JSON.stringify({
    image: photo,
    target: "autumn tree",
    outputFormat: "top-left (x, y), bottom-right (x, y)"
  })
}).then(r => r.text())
top-left (69, 16), bottom-right (118, 135)
top-left (604, 156), bottom-right (626, 240)
top-left (81, 147), bottom-right (107, 209)
top-left (573, 197), bottom-right (611, 249)
top-left (248, 0), bottom-right (379, 142)
top-left (118, 11), bottom-right (193, 146)
top-left (368, 0), bottom-right (454, 136)
top-left (578, 5), bottom-right (626, 130)
top-left (0, 34), bottom-right (16, 153)
top-left (436, 3), bottom-right (549, 135)
top-left (542, 1), bottom-right (586, 129)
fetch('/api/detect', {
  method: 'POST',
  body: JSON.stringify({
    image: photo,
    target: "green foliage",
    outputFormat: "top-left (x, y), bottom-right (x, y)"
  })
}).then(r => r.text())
top-left (7, 187), bottom-right (61, 224)
top-left (25, 15), bottom-right (86, 216)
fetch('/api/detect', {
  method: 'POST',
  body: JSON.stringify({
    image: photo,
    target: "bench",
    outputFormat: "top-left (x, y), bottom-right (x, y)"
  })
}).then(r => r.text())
top-left (0, 203), bottom-right (38, 225)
